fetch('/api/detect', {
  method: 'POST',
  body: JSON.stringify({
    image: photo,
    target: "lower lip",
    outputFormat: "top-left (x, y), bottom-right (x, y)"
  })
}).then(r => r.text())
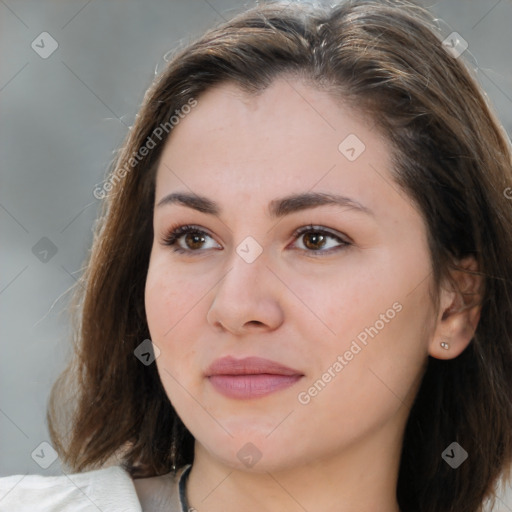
top-left (208, 374), bottom-right (303, 399)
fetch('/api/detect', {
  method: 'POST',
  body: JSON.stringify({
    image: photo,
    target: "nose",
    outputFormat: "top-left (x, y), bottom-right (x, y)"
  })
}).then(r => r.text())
top-left (206, 247), bottom-right (285, 335)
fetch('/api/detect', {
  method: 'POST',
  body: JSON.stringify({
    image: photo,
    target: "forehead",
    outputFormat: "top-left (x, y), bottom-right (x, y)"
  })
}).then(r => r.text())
top-left (154, 78), bottom-right (415, 223)
top-left (160, 78), bottom-right (374, 158)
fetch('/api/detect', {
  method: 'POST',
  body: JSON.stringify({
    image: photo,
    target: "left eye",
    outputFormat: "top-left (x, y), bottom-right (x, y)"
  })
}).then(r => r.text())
top-left (291, 226), bottom-right (350, 253)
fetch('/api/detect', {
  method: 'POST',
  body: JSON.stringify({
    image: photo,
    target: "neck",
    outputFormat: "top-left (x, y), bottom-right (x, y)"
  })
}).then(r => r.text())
top-left (185, 420), bottom-right (404, 512)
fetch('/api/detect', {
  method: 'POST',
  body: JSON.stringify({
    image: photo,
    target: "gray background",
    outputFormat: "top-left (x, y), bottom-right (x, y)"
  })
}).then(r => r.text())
top-left (1, 0), bottom-right (511, 508)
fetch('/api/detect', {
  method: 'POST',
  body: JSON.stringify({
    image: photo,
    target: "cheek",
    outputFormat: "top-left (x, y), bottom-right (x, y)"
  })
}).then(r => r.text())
top-left (294, 253), bottom-right (432, 405)
top-left (289, 259), bottom-right (396, 353)
top-left (145, 255), bottom-right (202, 339)
top-left (145, 255), bottom-right (206, 387)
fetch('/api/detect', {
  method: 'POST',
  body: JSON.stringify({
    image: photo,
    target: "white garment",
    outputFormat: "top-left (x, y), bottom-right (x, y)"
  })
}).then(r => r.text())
top-left (0, 464), bottom-right (182, 512)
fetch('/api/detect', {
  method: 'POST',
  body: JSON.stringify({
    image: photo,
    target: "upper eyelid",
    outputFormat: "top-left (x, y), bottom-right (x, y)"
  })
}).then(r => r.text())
top-left (163, 225), bottom-right (219, 246)
top-left (292, 225), bottom-right (349, 242)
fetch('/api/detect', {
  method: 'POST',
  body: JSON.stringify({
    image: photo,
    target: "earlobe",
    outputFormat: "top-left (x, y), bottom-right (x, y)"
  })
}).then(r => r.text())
top-left (429, 256), bottom-right (483, 361)
top-left (430, 310), bottom-right (480, 360)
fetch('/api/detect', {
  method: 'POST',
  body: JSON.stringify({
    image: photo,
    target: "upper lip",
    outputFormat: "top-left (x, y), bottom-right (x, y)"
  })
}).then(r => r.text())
top-left (205, 356), bottom-right (303, 377)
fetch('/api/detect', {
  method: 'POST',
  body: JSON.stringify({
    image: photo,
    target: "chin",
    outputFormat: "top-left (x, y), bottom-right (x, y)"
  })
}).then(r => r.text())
top-left (196, 429), bottom-right (312, 474)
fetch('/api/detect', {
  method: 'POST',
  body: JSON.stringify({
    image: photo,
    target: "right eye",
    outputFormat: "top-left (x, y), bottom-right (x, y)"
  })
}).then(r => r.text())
top-left (161, 224), bottom-right (222, 254)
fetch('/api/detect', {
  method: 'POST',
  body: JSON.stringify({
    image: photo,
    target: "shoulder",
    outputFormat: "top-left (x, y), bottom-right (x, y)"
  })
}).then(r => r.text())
top-left (0, 465), bottom-right (142, 512)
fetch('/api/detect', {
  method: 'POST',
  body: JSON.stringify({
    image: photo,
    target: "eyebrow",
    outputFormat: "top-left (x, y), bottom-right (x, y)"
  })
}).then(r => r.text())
top-left (156, 191), bottom-right (374, 218)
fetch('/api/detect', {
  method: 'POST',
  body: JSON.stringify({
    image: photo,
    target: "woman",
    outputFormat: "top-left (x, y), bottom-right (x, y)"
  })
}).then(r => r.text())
top-left (1, 1), bottom-right (511, 511)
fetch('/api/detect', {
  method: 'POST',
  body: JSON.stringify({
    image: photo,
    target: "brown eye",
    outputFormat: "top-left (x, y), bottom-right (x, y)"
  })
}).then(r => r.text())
top-left (162, 224), bottom-right (222, 254)
top-left (302, 232), bottom-right (327, 250)
top-left (184, 232), bottom-right (207, 250)
top-left (292, 226), bottom-right (350, 254)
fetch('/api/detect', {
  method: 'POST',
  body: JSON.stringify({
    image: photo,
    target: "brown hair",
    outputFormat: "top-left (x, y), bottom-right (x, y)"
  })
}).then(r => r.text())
top-left (47, 1), bottom-right (512, 510)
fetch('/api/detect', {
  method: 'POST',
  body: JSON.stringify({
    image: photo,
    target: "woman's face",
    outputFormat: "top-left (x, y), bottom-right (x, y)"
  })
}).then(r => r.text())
top-left (145, 78), bottom-right (438, 472)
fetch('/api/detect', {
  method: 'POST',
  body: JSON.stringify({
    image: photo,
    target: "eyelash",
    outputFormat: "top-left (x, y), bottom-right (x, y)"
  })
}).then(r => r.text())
top-left (161, 223), bottom-right (351, 256)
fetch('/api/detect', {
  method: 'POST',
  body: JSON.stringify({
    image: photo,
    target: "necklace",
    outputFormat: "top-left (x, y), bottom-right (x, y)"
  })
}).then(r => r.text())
top-left (177, 465), bottom-right (404, 512)
top-left (178, 464), bottom-right (192, 512)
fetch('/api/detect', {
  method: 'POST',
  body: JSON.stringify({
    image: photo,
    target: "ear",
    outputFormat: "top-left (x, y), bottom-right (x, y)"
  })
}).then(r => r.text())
top-left (429, 256), bottom-right (483, 360)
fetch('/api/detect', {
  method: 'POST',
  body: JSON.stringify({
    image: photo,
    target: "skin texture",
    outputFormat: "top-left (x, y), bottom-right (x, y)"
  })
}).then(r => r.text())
top-left (143, 78), bottom-right (481, 512)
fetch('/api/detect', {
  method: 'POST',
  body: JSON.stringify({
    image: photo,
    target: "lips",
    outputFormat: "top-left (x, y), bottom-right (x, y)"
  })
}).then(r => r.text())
top-left (205, 356), bottom-right (302, 377)
top-left (205, 356), bottom-right (304, 399)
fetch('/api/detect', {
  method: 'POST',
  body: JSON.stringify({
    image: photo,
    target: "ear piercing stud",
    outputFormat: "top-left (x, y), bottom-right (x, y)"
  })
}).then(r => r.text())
top-left (440, 341), bottom-right (450, 350)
